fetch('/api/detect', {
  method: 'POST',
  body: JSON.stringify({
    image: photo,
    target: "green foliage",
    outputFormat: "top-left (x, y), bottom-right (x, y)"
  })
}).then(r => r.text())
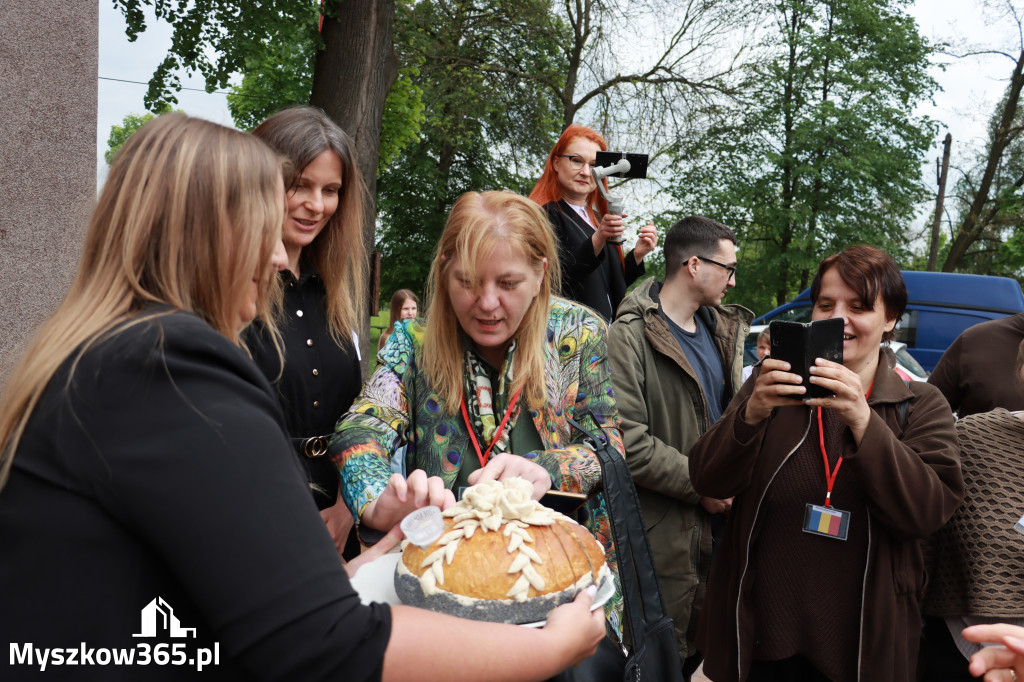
top-left (105, 113), bottom-right (157, 165)
top-left (224, 3), bottom-right (424, 168)
top-left (374, 0), bottom-right (564, 297)
top-left (944, 75), bottom-right (1024, 279)
top-left (225, 20), bottom-right (316, 131)
top-left (113, 0), bottom-right (322, 112)
top-left (104, 107), bottom-right (181, 165)
top-left (666, 0), bottom-right (936, 315)
top-left (378, 64), bottom-right (426, 171)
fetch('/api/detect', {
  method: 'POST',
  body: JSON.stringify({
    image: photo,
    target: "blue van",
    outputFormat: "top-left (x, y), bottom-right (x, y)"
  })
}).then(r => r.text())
top-left (751, 271), bottom-right (1024, 371)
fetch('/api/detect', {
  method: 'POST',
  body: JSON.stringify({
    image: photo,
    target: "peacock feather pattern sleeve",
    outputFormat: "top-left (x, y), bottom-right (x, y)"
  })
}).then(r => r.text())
top-left (329, 319), bottom-right (421, 517)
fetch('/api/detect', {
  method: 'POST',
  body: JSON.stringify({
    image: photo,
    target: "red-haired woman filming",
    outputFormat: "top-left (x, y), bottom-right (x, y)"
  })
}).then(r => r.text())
top-left (529, 124), bottom-right (657, 321)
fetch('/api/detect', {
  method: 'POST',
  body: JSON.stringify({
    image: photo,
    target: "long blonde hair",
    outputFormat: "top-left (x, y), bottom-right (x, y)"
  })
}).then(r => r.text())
top-left (422, 191), bottom-right (560, 412)
top-left (0, 114), bottom-right (285, 490)
top-left (253, 107), bottom-right (367, 347)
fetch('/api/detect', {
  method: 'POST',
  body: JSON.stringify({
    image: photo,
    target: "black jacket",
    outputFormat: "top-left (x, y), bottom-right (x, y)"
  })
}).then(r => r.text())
top-left (543, 200), bottom-right (644, 321)
top-left (0, 309), bottom-right (390, 681)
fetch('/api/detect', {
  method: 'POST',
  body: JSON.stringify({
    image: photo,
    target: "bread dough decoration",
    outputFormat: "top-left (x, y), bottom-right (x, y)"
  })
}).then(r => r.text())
top-left (393, 478), bottom-right (609, 624)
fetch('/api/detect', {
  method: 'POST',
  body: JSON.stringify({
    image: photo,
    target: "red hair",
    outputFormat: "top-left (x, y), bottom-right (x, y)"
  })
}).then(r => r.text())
top-left (528, 124), bottom-right (610, 221)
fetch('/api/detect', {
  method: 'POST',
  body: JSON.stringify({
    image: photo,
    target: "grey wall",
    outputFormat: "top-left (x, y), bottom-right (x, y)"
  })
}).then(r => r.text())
top-left (0, 2), bottom-right (97, 380)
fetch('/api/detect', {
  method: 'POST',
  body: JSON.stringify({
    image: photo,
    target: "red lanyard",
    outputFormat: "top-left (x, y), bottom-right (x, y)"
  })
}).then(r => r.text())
top-left (816, 407), bottom-right (841, 508)
top-left (817, 381), bottom-right (873, 508)
top-left (460, 387), bottom-right (523, 469)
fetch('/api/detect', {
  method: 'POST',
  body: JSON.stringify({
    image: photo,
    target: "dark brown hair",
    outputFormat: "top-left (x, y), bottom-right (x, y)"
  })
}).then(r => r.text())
top-left (810, 244), bottom-right (907, 343)
top-left (664, 216), bottom-right (737, 279)
top-left (253, 106), bottom-right (367, 347)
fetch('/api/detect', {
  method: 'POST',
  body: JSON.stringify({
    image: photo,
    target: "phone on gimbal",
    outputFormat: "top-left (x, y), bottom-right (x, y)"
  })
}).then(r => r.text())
top-left (594, 151), bottom-right (649, 179)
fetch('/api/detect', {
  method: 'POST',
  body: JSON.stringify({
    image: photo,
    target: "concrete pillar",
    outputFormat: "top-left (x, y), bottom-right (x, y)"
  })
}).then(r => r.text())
top-left (0, 2), bottom-right (97, 379)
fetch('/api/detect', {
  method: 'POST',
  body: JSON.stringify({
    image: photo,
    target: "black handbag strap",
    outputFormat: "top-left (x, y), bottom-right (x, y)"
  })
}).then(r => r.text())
top-left (567, 412), bottom-right (669, 648)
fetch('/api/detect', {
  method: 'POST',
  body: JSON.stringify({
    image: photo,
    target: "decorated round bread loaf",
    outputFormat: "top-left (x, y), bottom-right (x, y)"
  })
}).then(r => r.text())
top-left (394, 478), bottom-right (609, 624)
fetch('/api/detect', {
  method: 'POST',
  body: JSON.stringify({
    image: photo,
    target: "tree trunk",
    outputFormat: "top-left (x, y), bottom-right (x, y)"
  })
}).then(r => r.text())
top-left (927, 133), bottom-right (952, 271)
top-left (942, 48), bottom-right (1024, 272)
top-left (310, 0), bottom-right (398, 363)
top-left (775, 4), bottom-right (802, 306)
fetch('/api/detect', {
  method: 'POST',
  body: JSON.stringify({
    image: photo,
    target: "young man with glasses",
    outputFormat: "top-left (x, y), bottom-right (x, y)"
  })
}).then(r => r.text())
top-left (607, 215), bottom-right (751, 680)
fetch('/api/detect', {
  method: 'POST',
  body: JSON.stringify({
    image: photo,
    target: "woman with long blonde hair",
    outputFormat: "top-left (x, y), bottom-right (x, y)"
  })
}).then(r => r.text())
top-left (331, 190), bottom-right (627, 636)
top-left (0, 116), bottom-right (605, 680)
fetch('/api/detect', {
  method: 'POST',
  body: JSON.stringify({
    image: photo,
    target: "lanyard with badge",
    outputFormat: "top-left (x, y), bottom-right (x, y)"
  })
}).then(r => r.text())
top-left (801, 384), bottom-right (873, 541)
top-left (457, 387), bottom-right (522, 499)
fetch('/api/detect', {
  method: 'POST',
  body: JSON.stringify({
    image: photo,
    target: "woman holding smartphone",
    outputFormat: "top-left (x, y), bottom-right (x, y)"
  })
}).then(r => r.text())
top-left (688, 244), bottom-right (963, 682)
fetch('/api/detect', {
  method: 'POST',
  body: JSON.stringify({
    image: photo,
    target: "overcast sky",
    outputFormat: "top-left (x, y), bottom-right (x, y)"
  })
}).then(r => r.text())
top-left (96, 0), bottom-right (1021, 187)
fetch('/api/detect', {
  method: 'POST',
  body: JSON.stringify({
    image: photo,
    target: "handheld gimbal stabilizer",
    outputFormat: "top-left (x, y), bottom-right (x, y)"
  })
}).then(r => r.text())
top-left (591, 151), bottom-right (649, 244)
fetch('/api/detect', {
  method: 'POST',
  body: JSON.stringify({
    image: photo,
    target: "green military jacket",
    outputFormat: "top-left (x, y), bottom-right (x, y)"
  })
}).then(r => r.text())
top-left (608, 277), bottom-right (751, 660)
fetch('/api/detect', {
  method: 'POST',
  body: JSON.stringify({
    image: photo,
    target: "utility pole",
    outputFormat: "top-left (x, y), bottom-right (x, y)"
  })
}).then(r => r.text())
top-left (927, 133), bottom-right (952, 271)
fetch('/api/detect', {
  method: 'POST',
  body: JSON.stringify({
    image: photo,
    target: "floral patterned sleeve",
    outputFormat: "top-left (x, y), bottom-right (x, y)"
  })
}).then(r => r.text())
top-left (329, 320), bottom-right (417, 518)
top-left (528, 302), bottom-right (624, 495)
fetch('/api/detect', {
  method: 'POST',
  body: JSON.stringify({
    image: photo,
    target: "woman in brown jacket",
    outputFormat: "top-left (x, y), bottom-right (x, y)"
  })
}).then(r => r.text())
top-left (689, 245), bottom-right (963, 682)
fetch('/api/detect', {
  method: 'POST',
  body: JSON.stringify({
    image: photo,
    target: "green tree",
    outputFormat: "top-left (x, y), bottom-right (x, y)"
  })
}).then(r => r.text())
top-left (224, 17), bottom-right (423, 172)
top-left (114, 0), bottom-right (400, 325)
top-left (939, 2), bottom-right (1024, 278)
top-left (375, 0), bottom-right (564, 298)
top-left (224, 20), bottom-right (316, 132)
top-left (105, 113), bottom-right (157, 165)
top-left (104, 107), bottom-right (182, 164)
top-left (667, 0), bottom-right (936, 314)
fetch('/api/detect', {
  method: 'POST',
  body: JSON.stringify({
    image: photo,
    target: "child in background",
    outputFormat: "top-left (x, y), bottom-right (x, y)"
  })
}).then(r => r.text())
top-left (742, 327), bottom-right (771, 382)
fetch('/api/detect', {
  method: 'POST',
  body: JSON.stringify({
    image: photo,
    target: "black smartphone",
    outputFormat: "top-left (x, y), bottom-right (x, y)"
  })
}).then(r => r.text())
top-left (594, 150), bottom-right (649, 179)
top-left (769, 318), bottom-right (844, 400)
top-left (539, 490), bottom-right (588, 516)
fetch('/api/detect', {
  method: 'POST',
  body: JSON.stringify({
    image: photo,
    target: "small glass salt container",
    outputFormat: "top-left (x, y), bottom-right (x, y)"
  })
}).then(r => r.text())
top-left (400, 506), bottom-right (444, 548)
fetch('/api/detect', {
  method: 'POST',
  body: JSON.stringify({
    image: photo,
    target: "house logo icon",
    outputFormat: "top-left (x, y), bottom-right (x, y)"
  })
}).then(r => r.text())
top-left (132, 597), bottom-right (197, 638)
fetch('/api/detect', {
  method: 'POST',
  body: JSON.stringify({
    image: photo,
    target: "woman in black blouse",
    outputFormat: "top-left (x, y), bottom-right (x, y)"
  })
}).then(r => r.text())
top-left (0, 113), bottom-right (606, 681)
top-left (528, 124), bottom-right (658, 321)
top-left (248, 107), bottom-right (367, 555)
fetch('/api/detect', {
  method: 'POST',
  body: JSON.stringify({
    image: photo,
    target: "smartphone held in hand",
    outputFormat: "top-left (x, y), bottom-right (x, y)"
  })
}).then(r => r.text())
top-left (769, 318), bottom-right (844, 399)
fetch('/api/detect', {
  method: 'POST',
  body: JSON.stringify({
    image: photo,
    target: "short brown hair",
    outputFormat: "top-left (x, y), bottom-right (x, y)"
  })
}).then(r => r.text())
top-left (663, 216), bottom-right (737, 280)
top-left (810, 244), bottom-right (907, 343)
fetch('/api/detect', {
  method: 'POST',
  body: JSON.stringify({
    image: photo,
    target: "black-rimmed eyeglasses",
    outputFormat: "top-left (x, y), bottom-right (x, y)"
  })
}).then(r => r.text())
top-left (696, 255), bottom-right (737, 279)
top-left (556, 154), bottom-right (593, 172)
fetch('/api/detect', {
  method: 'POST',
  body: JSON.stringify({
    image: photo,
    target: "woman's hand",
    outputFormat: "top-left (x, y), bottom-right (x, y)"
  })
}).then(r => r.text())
top-left (700, 496), bottom-right (733, 515)
top-left (592, 213), bottom-right (625, 254)
top-left (633, 221), bottom-right (658, 263)
top-left (806, 358), bottom-right (872, 443)
top-left (320, 492), bottom-right (355, 558)
top-left (542, 584), bottom-right (606, 666)
top-left (360, 470), bottom-right (456, 531)
top-left (468, 453), bottom-right (553, 500)
top-left (963, 623), bottom-right (1024, 681)
top-left (743, 357), bottom-right (806, 423)
top-left (345, 523), bottom-right (405, 578)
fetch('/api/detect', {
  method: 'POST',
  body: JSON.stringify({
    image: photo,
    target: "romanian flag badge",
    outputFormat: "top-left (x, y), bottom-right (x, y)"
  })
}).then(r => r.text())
top-left (803, 503), bottom-right (850, 541)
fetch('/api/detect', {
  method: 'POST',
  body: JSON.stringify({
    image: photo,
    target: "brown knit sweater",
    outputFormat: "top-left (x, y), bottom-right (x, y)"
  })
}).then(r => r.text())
top-left (748, 407), bottom-right (868, 682)
top-left (925, 408), bottom-right (1024, 617)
